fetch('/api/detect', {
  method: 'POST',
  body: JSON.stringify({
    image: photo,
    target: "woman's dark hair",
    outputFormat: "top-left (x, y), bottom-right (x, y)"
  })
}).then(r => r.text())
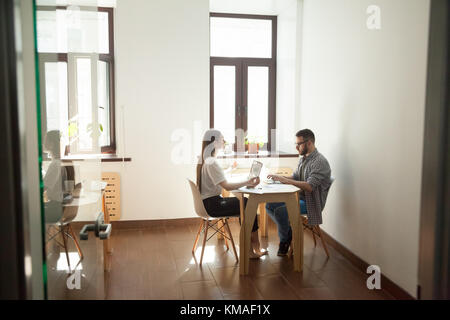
top-left (196, 129), bottom-right (222, 192)
top-left (296, 129), bottom-right (315, 143)
top-left (44, 130), bottom-right (61, 159)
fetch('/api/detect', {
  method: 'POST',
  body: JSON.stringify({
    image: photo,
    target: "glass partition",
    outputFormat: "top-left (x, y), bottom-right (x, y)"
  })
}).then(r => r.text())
top-left (35, 0), bottom-right (110, 299)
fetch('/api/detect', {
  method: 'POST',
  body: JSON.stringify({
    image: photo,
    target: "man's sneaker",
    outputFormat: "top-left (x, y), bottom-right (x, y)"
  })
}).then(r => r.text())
top-left (277, 241), bottom-right (291, 256)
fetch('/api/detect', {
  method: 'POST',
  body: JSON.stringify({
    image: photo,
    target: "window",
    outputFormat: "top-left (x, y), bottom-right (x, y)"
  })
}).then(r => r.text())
top-left (210, 13), bottom-right (276, 151)
top-left (36, 7), bottom-right (115, 154)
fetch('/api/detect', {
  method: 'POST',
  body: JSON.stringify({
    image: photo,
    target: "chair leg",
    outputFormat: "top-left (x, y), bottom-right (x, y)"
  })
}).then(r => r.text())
top-left (312, 228), bottom-right (317, 247)
top-left (224, 219), bottom-right (238, 263)
top-left (60, 225), bottom-right (71, 271)
top-left (216, 220), bottom-right (224, 240)
top-left (315, 226), bottom-right (330, 258)
top-left (222, 219), bottom-right (229, 250)
top-left (199, 219), bottom-right (209, 265)
top-left (192, 219), bottom-right (204, 255)
top-left (68, 224), bottom-right (84, 260)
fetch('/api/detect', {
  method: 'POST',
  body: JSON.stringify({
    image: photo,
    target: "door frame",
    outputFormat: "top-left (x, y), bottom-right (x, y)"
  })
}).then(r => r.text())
top-left (418, 0), bottom-right (450, 300)
top-left (0, 0), bottom-right (33, 299)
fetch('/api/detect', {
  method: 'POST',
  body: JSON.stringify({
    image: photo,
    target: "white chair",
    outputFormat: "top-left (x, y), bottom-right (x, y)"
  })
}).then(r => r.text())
top-left (187, 179), bottom-right (239, 265)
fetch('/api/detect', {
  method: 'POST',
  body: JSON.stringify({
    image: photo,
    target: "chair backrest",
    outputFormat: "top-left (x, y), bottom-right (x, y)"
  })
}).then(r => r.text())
top-left (187, 179), bottom-right (209, 219)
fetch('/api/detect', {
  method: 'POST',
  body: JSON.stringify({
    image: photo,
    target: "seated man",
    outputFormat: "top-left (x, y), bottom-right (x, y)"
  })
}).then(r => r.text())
top-left (266, 129), bottom-right (332, 256)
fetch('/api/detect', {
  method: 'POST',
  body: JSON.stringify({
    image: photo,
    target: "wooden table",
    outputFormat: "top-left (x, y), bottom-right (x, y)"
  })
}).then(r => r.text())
top-left (221, 171), bottom-right (269, 237)
top-left (232, 184), bottom-right (303, 275)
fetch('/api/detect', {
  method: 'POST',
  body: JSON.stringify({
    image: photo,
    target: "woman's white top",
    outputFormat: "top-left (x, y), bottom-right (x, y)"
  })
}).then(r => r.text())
top-left (44, 159), bottom-right (65, 202)
top-left (200, 157), bottom-right (226, 200)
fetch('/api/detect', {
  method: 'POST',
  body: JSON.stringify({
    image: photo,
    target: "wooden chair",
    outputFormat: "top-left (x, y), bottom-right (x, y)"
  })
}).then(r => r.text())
top-left (187, 179), bottom-right (239, 265)
top-left (293, 177), bottom-right (335, 258)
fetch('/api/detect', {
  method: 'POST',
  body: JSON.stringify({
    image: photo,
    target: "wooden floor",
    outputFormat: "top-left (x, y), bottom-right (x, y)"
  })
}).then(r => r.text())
top-left (100, 218), bottom-right (394, 300)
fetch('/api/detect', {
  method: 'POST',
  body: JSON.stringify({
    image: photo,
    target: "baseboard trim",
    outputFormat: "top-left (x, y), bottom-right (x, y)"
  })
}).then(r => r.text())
top-left (319, 228), bottom-right (415, 300)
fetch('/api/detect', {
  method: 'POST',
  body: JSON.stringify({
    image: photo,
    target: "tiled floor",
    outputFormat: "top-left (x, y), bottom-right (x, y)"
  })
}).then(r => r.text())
top-left (100, 219), bottom-right (394, 300)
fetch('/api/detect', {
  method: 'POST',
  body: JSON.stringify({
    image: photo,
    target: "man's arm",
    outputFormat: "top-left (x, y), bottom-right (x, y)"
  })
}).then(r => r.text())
top-left (280, 177), bottom-right (313, 193)
top-left (286, 158), bottom-right (331, 193)
top-left (267, 174), bottom-right (312, 192)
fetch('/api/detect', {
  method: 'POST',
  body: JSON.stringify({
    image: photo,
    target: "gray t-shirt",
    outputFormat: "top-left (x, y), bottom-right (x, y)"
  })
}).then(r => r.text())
top-left (200, 157), bottom-right (226, 200)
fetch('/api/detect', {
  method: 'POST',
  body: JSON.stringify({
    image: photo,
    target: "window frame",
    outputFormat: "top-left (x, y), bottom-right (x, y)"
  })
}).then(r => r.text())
top-left (209, 12), bottom-right (277, 151)
top-left (36, 6), bottom-right (116, 154)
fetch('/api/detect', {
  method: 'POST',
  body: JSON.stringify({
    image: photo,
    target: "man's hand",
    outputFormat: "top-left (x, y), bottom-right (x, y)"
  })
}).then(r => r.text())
top-left (267, 174), bottom-right (287, 183)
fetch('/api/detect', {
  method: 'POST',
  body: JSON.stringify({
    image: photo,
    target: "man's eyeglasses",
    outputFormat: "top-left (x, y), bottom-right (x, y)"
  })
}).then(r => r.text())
top-left (295, 140), bottom-right (308, 147)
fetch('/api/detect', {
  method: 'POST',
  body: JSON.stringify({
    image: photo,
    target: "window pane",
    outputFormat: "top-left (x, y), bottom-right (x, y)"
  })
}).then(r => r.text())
top-left (76, 58), bottom-right (93, 151)
top-left (44, 62), bottom-right (68, 143)
top-left (247, 66), bottom-right (269, 143)
top-left (37, 10), bottom-right (109, 54)
top-left (98, 61), bottom-right (110, 147)
top-left (213, 66), bottom-right (236, 143)
top-left (210, 17), bottom-right (272, 58)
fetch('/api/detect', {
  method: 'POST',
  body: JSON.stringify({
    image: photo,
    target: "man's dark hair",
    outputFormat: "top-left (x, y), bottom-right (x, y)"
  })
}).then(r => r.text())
top-left (296, 129), bottom-right (315, 143)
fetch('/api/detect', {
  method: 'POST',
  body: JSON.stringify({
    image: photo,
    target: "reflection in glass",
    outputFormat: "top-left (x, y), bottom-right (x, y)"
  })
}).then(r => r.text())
top-left (247, 67), bottom-right (269, 143)
top-left (76, 57), bottom-right (93, 151)
top-left (213, 66), bottom-right (236, 144)
top-left (36, 2), bottom-right (106, 300)
top-left (37, 10), bottom-right (109, 54)
top-left (44, 62), bottom-right (68, 134)
top-left (98, 60), bottom-right (110, 147)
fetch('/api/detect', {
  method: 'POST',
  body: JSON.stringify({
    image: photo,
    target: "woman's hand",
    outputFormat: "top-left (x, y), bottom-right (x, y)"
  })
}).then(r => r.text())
top-left (246, 177), bottom-right (260, 188)
top-left (231, 160), bottom-right (238, 169)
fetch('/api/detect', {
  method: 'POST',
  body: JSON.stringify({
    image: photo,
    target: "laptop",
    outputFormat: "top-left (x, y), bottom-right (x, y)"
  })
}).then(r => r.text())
top-left (248, 160), bottom-right (263, 180)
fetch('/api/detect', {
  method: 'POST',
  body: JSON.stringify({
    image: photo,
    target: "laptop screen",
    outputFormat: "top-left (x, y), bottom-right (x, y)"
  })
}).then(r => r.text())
top-left (248, 160), bottom-right (263, 179)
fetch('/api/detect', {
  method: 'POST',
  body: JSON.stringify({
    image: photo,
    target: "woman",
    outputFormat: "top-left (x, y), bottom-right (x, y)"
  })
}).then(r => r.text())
top-left (43, 130), bottom-right (65, 204)
top-left (197, 129), bottom-right (267, 258)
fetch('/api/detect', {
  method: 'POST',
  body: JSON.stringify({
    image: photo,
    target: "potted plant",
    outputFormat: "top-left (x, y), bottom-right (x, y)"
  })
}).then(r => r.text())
top-left (245, 136), bottom-right (265, 154)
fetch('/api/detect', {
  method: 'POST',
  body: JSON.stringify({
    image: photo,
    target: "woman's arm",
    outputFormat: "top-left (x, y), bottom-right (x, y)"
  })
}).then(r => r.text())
top-left (219, 177), bottom-right (260, 191)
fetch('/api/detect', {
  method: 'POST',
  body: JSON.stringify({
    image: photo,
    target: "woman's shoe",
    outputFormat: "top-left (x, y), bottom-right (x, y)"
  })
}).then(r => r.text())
top-left (249, 250), bottom-right (263, 259)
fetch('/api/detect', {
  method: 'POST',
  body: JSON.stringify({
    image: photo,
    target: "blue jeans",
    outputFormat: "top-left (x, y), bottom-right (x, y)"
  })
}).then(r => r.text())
top-left (265, 200), bottom-right (307, 243)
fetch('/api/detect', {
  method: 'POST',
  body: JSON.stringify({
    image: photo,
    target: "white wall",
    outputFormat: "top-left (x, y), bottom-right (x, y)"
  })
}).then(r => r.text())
top-left (276, 0), bottom-right (299, 153)
top-left (101, 0), bottom-right (211, 220)
top-left (298, 0), bottom-right (430, 297)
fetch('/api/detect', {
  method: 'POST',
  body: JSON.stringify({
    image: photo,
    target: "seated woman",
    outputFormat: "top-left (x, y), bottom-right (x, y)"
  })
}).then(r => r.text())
top-left (197, 129), bottom-right (267, 258)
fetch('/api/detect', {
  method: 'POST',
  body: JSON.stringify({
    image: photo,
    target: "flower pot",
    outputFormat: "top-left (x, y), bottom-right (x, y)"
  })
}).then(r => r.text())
top-left (248, 143), bottom-right (259, 154)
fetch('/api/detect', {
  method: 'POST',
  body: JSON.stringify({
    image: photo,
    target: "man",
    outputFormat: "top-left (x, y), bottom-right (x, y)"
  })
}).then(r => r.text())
top-left (266, 129), bottom-right (332, 256)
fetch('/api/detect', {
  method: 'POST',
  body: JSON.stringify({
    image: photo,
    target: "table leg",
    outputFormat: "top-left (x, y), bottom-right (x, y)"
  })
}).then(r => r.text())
top-left (239, 195), bottom-right (258, 275)
top-left (259, 203), bottom-right (268, 237)
top-left (285, 193), bottom-right (303, 272)
top-left (102, 192), bottom-right (112, 272)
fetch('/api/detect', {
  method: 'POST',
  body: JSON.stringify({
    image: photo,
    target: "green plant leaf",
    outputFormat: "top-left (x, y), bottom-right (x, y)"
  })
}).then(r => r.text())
top-left (68, 123), bottom-right (78, 138)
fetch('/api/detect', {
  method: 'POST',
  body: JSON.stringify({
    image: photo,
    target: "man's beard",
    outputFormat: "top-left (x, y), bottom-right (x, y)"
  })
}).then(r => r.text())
top-left (300, 146), bottom-right (308, 156)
